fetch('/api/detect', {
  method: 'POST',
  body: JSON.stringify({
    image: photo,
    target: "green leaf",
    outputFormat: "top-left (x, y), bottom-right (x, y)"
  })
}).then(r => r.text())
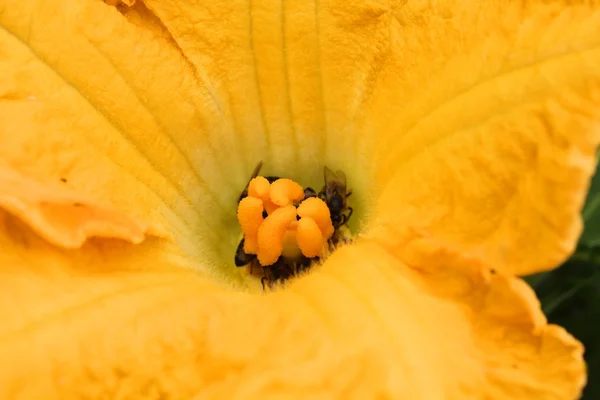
top-left (580, 155), bottom-right (600, 247)
top-left (534, 258), bottom-right (600, 400)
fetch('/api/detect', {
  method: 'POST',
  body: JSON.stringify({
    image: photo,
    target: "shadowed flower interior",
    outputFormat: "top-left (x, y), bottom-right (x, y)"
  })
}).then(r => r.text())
top-left (236, 171), bottom-right (339, 289)
top-left (1, 0), bottom-right (600, 398)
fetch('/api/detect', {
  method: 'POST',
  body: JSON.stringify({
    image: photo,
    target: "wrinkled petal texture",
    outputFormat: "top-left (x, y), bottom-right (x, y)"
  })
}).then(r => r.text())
top-left (0, 0), bottom-right (248, 280)
top-left (137, 0), bottom-right (600, 275)
top-left (0, 166), bottom-right (159, 248)
top-left (3, 0), bottom-right (599, 272)
top-left (366, 1), bottom-right (600, 275)
top-left (0, 0), bottom-right (594, 399)
top-left (0, 217), bottom-right (584, 399)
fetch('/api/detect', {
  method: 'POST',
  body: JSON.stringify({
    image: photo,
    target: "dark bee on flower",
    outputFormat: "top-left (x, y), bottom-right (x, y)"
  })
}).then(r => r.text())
top-left (234, 238), bottom-right (256, 267)
top-left (260, 255), bottom-right (316, 291)
top-left (319, 166), bottom-right (353, 229)
top-left (303, 186), bottom-right (318, 199)
top-left (260, 256), bottom-right (294, 290)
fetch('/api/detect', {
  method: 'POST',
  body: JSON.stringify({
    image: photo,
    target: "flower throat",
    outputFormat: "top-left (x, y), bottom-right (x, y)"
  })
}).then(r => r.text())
top-left (235, 162), bottom-right (353, 291)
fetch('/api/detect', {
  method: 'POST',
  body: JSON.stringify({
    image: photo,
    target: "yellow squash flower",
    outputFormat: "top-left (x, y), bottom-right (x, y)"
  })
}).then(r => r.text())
top-left (1, 0), bottom-right (599, 398)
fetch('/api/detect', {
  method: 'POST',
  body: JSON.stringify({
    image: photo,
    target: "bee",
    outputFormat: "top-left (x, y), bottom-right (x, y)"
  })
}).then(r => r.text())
top-left (260, 256), bottom-right (295, 290)
top-left (295, 254), bottom-right (318, 275)
top-left (319, 166), bottom-right (353, 229)
top-left (234, 238), bottom-right (256, 267)
top-left (260, 255), bottom-right (316, 291)
top-left (303, 187), bottom-right (318, 199)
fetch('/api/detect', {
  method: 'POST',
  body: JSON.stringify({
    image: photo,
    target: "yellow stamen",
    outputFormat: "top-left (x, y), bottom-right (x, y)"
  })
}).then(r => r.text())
top-left (257, 205), bottom-right (297, 265)
top-left (281, 229), bottom-right (302, 260)
top-left (296, 217), bottom-right (325, 258)
top-left (236, 196), bottom-right (264, 254)
top-left (270, 178), bottom-right (304, 207)
top-left (297, 197), bottom-right (335, 239)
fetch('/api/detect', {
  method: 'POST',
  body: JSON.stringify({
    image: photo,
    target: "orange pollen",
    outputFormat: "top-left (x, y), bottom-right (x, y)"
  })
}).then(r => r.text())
top-left (236, 196), bottom-right (264, 254)
top-left (248, 176), bottom-right (279, 214)
top-left (257, 205), bottom-right (297, 266)
top-left (238, 177), bottom-right (336, 268)
top-left (270, 178), bottom-right (305, 207)
top-left (248, 176), bottom-right (270, 200)
top-left (297, 197), bottom-right (335, 240)
top-left (296, 217), bottom-right (324, 258)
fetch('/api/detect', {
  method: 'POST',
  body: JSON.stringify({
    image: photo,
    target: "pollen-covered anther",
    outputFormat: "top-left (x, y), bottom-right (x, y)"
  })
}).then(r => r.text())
top-left (236, 196), bottom-right (264, 254)
top-left (296, 217), bottom-right (325, 258)
top-left (257, 205), bottom-right (297, 266)
top-left (297, 197), bottom-right (335, 239)
top-left (248, 176), bottom-right (279, 214)
top-left (248, 176), bottom-right (270, 199)
top-left (270, 179), bottom-right (305, 207)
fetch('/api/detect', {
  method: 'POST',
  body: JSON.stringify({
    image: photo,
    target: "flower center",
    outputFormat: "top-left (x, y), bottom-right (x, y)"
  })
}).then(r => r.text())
top-left (233, 162), bottom-right (354, 290)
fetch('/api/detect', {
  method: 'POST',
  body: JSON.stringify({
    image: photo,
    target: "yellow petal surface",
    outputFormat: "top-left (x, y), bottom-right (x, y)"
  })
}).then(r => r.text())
top-left (0, 218), bottom-right (584, 398)
top-left (0, 0), bottom-right (592, 398)
top-left (0, 165), bottom-right (158, 248)
top-left (130, 0), bottom-right (600, 275)
top-left (0, 0), bottom-right (251, 279)
top-left (363, 1), bottom-right (600, 275)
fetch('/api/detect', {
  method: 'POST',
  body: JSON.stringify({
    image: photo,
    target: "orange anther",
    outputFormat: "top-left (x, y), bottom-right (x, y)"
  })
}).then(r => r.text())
top-left (237, 196), bottom-right (264, 254)
top-left (296, 217), bottom-right (325, 258)
top-left (263, 198), bottom-right (280, 215)
top-left (257, 205), bottom-right (297, 266)
top-left (248, 176), bottom-right (270, 199)
top-left (248, 176), bottom-right (280, 215)
top-left (270, 178), bottom-right (304, 207)
top-left (297, 197), bottom-right (335, 239)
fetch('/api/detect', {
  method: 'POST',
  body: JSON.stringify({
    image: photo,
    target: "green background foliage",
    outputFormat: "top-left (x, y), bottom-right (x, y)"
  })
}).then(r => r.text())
top-left (526, 156), bottom-right (600, 399)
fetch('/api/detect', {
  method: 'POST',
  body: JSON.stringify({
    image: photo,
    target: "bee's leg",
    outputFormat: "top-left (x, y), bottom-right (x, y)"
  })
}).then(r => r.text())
top-left (261, 277), bottom-right (267, 291)
top-left (346, 190), bottom-right (353, 198)
top-left (339, 214), bottom-right (347, 226)
top-left (304, 187), bottom-right (317, 199)
top-left (328, 238), bottom-right (336, 252)
top-left (318, 191), bottom-right (327, 201)
top-left (261, 266), bottom-right (274, 291)
top-left (345, 207), bottom-right (354, 224)
top-left (238, 189), bottom-right (249, 203)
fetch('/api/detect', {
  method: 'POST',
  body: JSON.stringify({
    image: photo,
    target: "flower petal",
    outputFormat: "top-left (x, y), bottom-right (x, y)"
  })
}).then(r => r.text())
top-left (125, 1), bottom-right (600, 258)
top-left (138, 0), bottom-right (362, 189)
top-left (0, 222), bottom-right (584, 398)
top-left (365, 2), bottom-right (600, 275)
top-left (0, 0), bottom-right (252, 275)
top-left (0, 166), bottom-right (160, 249)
